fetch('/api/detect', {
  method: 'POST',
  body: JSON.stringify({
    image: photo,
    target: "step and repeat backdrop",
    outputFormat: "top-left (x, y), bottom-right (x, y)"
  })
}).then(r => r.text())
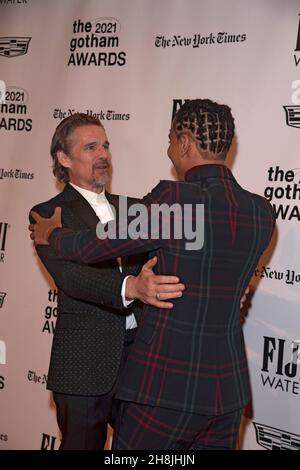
top-left (0, 0), bottom-right (299, 450)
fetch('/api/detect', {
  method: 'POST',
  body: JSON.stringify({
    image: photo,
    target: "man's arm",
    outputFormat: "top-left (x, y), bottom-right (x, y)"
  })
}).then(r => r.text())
top-left (30, 206), bottom-right (128, 310)
top-left (30, 182), bottom-right (170, 264)
top-left (35, 244), bottom-right (129, 310)
top-left (30, 193), bottom-right (184, 309)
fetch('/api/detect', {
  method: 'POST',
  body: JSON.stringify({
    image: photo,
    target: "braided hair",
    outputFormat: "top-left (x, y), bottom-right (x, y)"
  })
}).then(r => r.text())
top-left (173, 99), bottom-right (235, 160)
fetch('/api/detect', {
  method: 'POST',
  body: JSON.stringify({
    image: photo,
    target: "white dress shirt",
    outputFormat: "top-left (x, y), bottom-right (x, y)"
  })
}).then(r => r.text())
top-left (70, 183), bottom-right (137, 330)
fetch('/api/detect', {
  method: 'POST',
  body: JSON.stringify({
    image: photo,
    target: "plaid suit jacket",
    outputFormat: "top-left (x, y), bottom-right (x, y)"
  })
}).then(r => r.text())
top-left (49, 165), bottom-right (275, 414)
top-left (30, 184), bottom-right (144, 396)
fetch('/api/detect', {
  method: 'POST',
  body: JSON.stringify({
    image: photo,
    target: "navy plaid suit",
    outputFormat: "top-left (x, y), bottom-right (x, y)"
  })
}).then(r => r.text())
top-left (49, 164), bottom-right (275, 419)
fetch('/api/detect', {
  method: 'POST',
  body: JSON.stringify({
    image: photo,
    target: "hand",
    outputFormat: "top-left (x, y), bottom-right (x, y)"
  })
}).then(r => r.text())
top-left (29, 207), bottom-right (62, 245)
top-left (125, 256), bottom-right (185, 309)
top-left (240, 286), bottom-right (250, 309)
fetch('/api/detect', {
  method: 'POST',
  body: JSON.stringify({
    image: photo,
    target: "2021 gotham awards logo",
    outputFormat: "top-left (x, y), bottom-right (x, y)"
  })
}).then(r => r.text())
top-left (42, 289), bottom-right (57, 334)
top-left (263, 165), bottom-right (300, 221)
top-left (67, 17), bottom-right (126, 67)
top-left (0, 83), bottom-right (33, 132)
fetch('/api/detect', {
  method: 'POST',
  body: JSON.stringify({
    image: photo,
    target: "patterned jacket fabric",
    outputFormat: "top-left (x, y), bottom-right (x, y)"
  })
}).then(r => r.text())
top-left (30, 184), bottom-right (144, 396)
top-left (49, 165), bottom-right (275, 413)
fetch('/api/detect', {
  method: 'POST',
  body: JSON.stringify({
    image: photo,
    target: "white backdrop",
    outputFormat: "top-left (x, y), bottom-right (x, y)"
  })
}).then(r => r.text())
top-left (0, 0), bottom-right (299, 450)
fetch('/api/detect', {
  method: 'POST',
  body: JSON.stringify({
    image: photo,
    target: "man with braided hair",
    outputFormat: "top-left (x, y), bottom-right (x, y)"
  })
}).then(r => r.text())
top-left (30, 99), bottom-right (275, 450)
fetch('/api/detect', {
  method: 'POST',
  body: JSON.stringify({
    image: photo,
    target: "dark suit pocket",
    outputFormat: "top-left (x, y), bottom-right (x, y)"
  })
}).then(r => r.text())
top-left (137, 322), bottom-right (157, 345)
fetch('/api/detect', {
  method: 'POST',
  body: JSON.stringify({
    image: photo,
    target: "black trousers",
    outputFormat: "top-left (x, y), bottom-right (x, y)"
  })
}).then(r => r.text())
top-left (53, 329), bottom-right (136, 450)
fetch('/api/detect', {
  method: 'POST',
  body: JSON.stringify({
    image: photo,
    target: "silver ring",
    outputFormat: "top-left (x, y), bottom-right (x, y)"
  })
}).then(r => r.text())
top-left (156, 293), bottom-right (160, 301)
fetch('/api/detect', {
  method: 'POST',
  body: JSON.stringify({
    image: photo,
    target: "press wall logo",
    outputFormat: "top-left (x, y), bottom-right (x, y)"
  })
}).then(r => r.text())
top-left (254, 266), bottom-right (300, 286)
top-left (40, 433), bottom-right (58, 450)
top-left (0, 433), bottom-right (8, 442)
top-left (263, 165), bottom-right (300, 221)
top-left (254, 422), bottom-right (300, 450)
top-left (0, 80), bottom-right (5, 104)
top-left (68, 17), bottom-right (126, 66)
top-left (0, 85), bottom-right (32, 132)
top-left (53, 107), bottom-right (130, 122)
top-left (42, 289), bottom-right (57, 334)
top-left (261, 336), bottom-right (300, 396)
top-left (171, 99), bottom-right (191, 122)
top-left (28, 370), bottom-right (47, 385)
top-left (283, 80), bottom-right (300, 128)
top-left (0, 292), bottom-right (6, 308)
top-left (0, 0), bottom-right (28, 4)
top-left (0, 222), bottom-right (10, 262)
top-left (0, 168), bottom-right (34, 180)
top-left (155, 31), bottom-right (246, 49)
top-left (0, 37), bottom-right (31, 58)
top-left (294, 14), bottom-right (300, 67)
top-left (0, 339), bottom-right (6, 365)
top-left (0, 376), bottom-right (5, 390)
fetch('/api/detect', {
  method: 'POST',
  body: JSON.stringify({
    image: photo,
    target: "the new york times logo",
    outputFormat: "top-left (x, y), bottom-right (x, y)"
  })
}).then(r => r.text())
top-left (68, 18), bottom-right (126, 67)
top-left (254, 422), bottom-right (300, 450)
top-left (28, 370), bottom-right (47, 385)
top-left (42, 289), bottom-right (57, 334)
top-left (254, 265), bottom-right (300, 286)
top-left (261, 336), bottom-right (300, 395)
top-left (53, 107), bottom-right (130, 122)
top-left (40, 433), bottom-right (57, 450)
top-left (156, 32), bottom-right (246, 48)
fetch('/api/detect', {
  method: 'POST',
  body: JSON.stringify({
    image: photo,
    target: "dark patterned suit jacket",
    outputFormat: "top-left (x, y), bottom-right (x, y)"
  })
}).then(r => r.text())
top-left (30, 184), bottom-right (144, 396)
top-left (48, 165), bottom-right (275, 414)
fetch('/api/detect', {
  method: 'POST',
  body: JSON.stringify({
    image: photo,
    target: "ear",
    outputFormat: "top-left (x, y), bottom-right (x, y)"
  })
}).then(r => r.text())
top-left (178, 133), bottom-right (190, 157)
top-left (57, 150), bottom-right (72, 169)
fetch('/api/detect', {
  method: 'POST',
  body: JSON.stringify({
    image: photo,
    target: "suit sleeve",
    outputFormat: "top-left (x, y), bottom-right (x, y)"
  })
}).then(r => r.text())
top-left (49, 181), bottom-right (171, 264)
top-left (30, 205), bottom-right (128, 311)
